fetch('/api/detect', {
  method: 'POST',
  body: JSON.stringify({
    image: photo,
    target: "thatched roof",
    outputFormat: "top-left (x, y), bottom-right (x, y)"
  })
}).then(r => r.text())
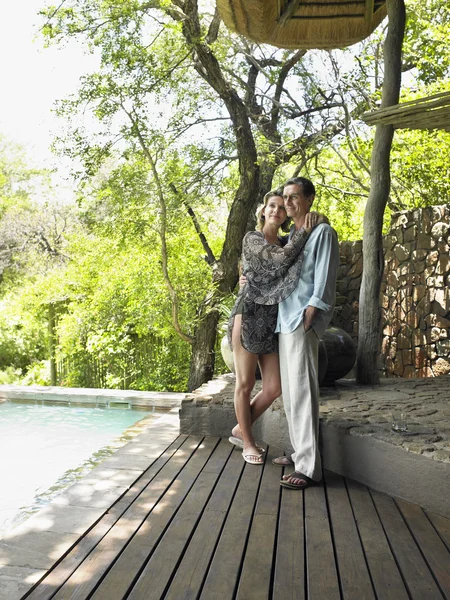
top-left (216, 0), bottom-right (387, 50)
top-left (362, 91), bottom-right (450, 133)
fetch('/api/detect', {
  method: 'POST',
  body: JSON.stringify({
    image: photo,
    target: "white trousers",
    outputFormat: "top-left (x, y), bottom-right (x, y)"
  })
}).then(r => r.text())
top-left (279, 324), bottom-right (322, 481)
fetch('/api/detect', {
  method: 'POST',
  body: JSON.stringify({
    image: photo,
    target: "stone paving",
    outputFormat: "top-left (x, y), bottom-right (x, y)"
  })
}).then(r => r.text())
top-left (186, 372), bottom-right (450, 463)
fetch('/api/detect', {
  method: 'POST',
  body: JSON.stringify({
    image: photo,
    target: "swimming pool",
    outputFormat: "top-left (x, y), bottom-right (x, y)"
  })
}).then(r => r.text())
top-left (0, 400), bottom-right (168, 538)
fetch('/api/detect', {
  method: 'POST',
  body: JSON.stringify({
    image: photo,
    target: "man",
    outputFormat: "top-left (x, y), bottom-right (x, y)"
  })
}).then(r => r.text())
top-left (273, 177), bottom-right (339, 489)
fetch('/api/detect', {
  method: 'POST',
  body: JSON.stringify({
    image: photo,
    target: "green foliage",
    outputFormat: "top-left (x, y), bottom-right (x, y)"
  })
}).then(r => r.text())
top-left (0, 367), bottom-right (22, 385)
top-left (0, 136), bottom-right (39, 216)
top-left (404, 0), bottom-right (450, 84)
top-left (390, 127), bottom-right (450, 208)
top-left (0, 292), bottom-right (48, 372)
top-left (21, 360), bottom-right (52, 386)
top-left (18, 0), bottom-right (448, 391)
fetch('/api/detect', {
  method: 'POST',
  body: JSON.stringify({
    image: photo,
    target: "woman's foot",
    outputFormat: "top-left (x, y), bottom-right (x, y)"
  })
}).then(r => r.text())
top-left (242, 445), bottom-right (264, 465)
top-left (231, 424), bottom-right (241, 439)
top-left (229, 433), bottom-right (265, 454)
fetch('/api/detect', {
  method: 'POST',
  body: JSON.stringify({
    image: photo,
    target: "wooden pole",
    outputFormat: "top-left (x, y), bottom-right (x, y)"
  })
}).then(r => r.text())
top-left (356, 0), bottom-right (406, 384)
top-left (48, 303), bottom-right (57, 386)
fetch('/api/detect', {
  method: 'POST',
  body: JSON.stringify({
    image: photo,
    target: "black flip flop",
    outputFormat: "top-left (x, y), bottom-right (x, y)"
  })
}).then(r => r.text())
top-left (280, 471), bottom-right (315, 490)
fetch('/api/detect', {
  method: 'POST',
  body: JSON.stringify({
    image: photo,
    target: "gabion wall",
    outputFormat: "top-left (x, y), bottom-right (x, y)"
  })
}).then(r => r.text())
top-left (332, 204), bottom-right (450, 378)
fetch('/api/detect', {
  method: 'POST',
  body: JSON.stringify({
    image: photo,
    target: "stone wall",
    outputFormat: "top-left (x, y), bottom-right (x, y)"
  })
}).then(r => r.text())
top-left (334, 204), bottom-right (450, 378)
top-left (333, 240), bottom-right (362, 340)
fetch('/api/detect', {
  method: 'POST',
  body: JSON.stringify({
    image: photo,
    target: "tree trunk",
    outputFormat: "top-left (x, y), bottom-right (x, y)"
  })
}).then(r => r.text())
top-left (356, 0), bottom-right (406, 384)
top-left (48, 303), bottom-right (57, 386)
top-left (187, 160), bottom-right (276, 392)
top-left (187, 307), bottom-right (221, 392)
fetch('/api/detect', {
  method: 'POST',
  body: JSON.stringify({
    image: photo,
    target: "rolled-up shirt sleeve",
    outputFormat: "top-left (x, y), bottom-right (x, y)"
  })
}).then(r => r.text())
top-left (308, 227), bottom-right (339, 312)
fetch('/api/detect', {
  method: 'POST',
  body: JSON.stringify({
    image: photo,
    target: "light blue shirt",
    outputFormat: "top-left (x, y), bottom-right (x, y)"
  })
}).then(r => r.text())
top-left (275, 223), bottom-right (339, 338)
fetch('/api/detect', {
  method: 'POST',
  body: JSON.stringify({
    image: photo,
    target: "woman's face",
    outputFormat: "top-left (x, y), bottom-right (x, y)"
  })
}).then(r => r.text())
top-left (263, 195), bottom-right (287, 227)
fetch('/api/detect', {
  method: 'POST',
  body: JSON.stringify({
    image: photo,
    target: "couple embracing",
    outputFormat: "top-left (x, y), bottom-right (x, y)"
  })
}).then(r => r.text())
top-left (228, 177), bottom-right (339, 490)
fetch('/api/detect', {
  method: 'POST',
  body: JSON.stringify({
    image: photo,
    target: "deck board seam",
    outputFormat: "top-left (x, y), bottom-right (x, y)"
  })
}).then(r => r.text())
top-left (394, 498), bottom-right (448, 600)
top-left (231, 450), bottom-right (267, 599)
top-left (158, 440), bottom-right (237, 599)
top-left (194, 450), bottom-right (247, 599)
top-left (54, 435), bottom-right (206, 599)
top-left (269, 461), bottom-right (283, 600)
top-left (303, 484), bottom-right (308, 600)
top-left (323, 469), bottom-right (345, 599)
top-left (344, 476), bottom-right (378, 599)
top-left (368, 488), bottom-right (419, 599)
top-left (423, 511), bottom-right (450, 553)
top-left (120, 436), bottom-right (220, 599)
top-left (22, 434), bottom-right (189, 600)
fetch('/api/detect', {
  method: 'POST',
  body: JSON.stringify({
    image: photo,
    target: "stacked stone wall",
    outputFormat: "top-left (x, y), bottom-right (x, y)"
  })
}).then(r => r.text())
top-left (332, 240), bottom-right (362, 340)
top-left (334, 204), bottom-right (450, 378)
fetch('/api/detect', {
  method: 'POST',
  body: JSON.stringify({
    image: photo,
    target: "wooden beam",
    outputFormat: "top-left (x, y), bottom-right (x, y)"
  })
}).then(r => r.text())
top-left (361, 91), bottom-right (450, 132)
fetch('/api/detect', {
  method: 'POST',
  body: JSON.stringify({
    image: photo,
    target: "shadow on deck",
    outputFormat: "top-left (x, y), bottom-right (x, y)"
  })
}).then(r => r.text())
top-left (3, 432), bottom-right (449, 600)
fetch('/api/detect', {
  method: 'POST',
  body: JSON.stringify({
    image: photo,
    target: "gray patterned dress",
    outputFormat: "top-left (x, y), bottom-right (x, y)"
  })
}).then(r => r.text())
top-left (228, 227), bottom-right (309, 354)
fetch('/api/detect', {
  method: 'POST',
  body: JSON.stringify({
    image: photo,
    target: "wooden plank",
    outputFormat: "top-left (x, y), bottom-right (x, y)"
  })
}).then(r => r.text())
top-left (304, 479), bottom-right (340, 599)
top-left (51, 435), bottom-right (206, 600)
top-left (125, 440), bottom-right (234, 599)
top-left (24, 434), bottom-right (186, 600)
top-left (198, 447), bottom-right (265, 599)
top-left (324, 470), bottom-right (375, 599)
top-left (273, 463), bottom-right (305, 600)
top-left (371, 490), bottom-right (444, 600)
top-left (396, 498), bottom-right (450, 598)
top-left (164, 448), bottom-right (245, 600)
top-left (88, 436), bottom-right (219, 600)
top-left (426, 510), bottom-right (450, 552)
top-left (235, 450), bottom-right (282, 599)
top-left (346, 478), bottom-right (409, 600)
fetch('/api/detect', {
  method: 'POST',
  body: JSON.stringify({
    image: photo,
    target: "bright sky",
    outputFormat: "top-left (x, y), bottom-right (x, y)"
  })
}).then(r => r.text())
top-left (0, 1), bottom-right (98, 198)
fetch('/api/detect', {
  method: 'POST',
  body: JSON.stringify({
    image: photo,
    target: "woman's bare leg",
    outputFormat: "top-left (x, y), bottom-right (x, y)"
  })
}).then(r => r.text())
top-left (231, 351), bottom-right (281, 441)
top-left (232, 315), bottom-right (262, 461)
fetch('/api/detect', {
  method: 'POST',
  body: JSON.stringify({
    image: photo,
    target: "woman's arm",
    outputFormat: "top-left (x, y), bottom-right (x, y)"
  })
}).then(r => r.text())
top-left (242, 213), bottom-right (330, 305)
top-left (243, 212), bottom-right (328, 275)
top-left (242, 228), bottom-right (308, 277)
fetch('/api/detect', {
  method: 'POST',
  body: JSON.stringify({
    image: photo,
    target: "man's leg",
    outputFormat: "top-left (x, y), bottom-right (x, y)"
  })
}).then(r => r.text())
top-left (279, 325), bottom-right (321, 481)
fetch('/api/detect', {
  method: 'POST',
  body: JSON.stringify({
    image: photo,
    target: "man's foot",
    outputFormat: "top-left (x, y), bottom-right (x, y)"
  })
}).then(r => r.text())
top-left (272, 456), bottom-right (294, 467)
top-left (280, 471), bottom-right (316, 490)
top-left (242, 450), bottom-right (264, 465)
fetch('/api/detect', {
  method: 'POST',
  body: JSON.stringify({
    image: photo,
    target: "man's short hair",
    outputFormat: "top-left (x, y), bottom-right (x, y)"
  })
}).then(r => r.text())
top-left (284, 177), bottom-right (315, 198)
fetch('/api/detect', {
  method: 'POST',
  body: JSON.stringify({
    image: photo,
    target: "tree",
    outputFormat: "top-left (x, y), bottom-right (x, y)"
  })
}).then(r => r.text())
top-left (356, 0), bottom-right (450, 382)
top-left (40, 0), bottom-right (450, 391)
top-left (41, 0), bottom-right (348, 390)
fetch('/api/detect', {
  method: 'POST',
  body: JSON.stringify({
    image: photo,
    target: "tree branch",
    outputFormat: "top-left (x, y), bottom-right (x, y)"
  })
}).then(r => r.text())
top-left (122, 104), bottom-right (194, 345)
top-left (271, 49), bottom-right (306, 128)
top-left (169, 183), bottom-right (217, 265)
top-left (206, 7), bottom-right (221, 44)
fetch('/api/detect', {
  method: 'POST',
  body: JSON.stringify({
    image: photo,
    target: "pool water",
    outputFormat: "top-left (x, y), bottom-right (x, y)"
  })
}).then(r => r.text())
top-left (0, 400), bottom-right (166, 538)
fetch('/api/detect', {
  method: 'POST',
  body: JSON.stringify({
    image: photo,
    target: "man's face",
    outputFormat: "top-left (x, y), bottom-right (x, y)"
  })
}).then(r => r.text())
top-left (283, 184), bottom-right (313, 220)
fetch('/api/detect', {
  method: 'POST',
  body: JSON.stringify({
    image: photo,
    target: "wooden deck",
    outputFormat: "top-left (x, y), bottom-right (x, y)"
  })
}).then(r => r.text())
top-left (23, 435), bottom-right (450, 600)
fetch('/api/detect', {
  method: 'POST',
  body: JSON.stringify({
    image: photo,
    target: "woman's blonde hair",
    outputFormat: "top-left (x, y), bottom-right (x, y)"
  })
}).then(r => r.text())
top-left (255, 188), bottom-right (291, 233)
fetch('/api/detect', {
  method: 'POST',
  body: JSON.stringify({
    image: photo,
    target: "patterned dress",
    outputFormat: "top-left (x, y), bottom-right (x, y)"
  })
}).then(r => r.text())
top-left (228, 227), bottom-right (309, 354)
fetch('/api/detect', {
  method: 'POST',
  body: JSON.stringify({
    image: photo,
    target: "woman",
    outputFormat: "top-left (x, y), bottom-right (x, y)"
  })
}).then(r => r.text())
top-left (228, 190), bottom-right (327, 464)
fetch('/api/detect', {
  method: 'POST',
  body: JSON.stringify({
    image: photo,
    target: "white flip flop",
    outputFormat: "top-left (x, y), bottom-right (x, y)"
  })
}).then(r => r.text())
top-left (228, 436), bottom-right (265, 453)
